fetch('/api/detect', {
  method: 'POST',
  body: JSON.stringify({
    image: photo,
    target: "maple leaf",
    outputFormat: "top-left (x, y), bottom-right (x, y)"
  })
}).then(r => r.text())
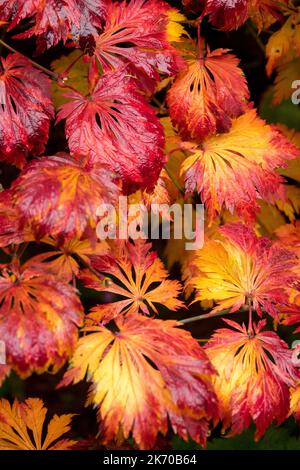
top-left (180, 109), bottom-right (299, 221)
top-left (0, 190), bottom-right (27, 247)
top-left (0, 0), bottom-right (107, 53)
top-left (205, 319), bottom-right (300, 440)
top-left (189, 222), bottom-right (299, 318)
top-left (92, 0), bottom-right (184, 86)
top-left (0, 53), bottom-right (54, 168)
top-left (0, 398), bottom-right (76, 450)
top-left (273, 59), bottom-right (300, 104)
top-left (290, 384), bottom-right (300, 421)
top-left (249, 0), bottom-right (287, 31)
top-left (203, 0), bottom-right (287, 31)
top-left (0, 261), bottom-right (83, 377)
top-left (12, 153), bottom-right (120, 242)
top-left (204, 0), bottom-right (249, 31)
top-left (167, 48), bottom-right (249, 141)
top-left (59, 313), bottom-right (219, 449)
top-left (266, 13), bottom-right (300, 75)
top-left (24, 237), bottom-right (109, 282)
top-left (79, 240), bottom-right (184, 318)
top-left (57, 67), bottom-right (165, 192)
top-left (276, 222), bottom-right (300, 261)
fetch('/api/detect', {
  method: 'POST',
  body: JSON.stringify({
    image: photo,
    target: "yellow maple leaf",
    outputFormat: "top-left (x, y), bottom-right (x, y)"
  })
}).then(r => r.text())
top-left (0, 398), bottom-right (76, 450)
top-left (266, 13), bottom-right (300, 75)
top-left (189, 222), bottom-right (299, 318)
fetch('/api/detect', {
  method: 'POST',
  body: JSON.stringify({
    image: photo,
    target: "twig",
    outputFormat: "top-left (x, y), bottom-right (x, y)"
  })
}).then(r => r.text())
top-left (246, 22), bottom-right (265, 55)
top-left (0, 39), bottom-right (59, 80)
top-left (180, 306), bottom-right (249, 325)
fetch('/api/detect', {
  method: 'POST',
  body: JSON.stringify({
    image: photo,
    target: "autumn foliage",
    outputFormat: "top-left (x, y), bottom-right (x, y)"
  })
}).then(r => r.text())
top-left (0, 0), bottom-right (300, 451)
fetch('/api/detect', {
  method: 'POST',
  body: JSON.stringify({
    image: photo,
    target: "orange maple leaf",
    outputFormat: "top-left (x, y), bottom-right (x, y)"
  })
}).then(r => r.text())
top-left (79, 240), bottom-right (184, 319)
top-left (189, 222), bottom-right (299, 319)
top-left (24, 237), bottom-right (109, 283)
top-left (59, 313), bottom-right (219, 449)
top-left (167, 47), bottom-right (249, 141)
top-left (0, 398), bottom-right (76, 450)
top-left (180, 109), bottom-right (299, 221)
top-left (276, 221), bottom-right (300, 260)
top-left (205, 319), bottom-right (300, 440)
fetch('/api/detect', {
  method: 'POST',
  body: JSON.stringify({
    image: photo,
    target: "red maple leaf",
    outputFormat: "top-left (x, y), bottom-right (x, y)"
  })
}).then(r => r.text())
top-left (204, 0), bottom-right (248, 31)
top-left (93, 0), bottom-right (184, 86)
top-left (12, 153), bottom-right (120, 242)
top-left (57, 68), bottom-right (165, 192)
top-left (167, 48), bottom-right (249, 141)
top-left (0, 0), bottom-right (107, 53)
top-left (0, 191), bottom-right (25, 247)
top-left (203, 0), bottom-right (287, 31)
top-left (0, 262), bottom-right (83, 377)
top-left (0, 53), bottom-right (54, 167)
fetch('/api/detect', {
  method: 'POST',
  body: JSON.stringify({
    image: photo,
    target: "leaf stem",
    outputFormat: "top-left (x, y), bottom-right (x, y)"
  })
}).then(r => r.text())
top-left (247, 297), bottom-right (254, 335)
top-left (0, 39), bottom-right (59, 80)
top-left (180, 306), bottom-right (249, 325)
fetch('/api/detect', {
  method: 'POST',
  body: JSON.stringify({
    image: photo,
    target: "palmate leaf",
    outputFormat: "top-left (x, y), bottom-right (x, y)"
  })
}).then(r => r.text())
top-left (189, 222), bottom-right (300, 319)
top-left (203, 0), bottom-right (287, 31)
top-left (205, 319), bottom-right (300, 440)
top-left (12, 153), bottom-right (120, 242)
top-left (0, 0), bottom-right (107, 53)
top-left (180, 109), bottom-right (299, 221)
top-left (0, 191), bottom-right (27, 247)
top-left (59, 313), bottom-right (219, 449)
top-left (273, 58), bottom-right (300, 105)
top-left (93, 0), bottom-right (185, 86)
top-left (167, 47), bottom-right (249, 141)
top-left (0, 398), bottom-right (76, 450)
top-left (79, 239), bottom-right (184, 319)
top-left (57, 67), bottom-right (165, 192)
top-left (0, 262), bottom-right (83, 377)
top-left (24, 237), bottom-right (109, 282)
top-left (0, 53), bottom-right (54, 167)
top-left (204, 0), bottom-right (249, 31)
top-left (266, 12), bottom-right (300, 76)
